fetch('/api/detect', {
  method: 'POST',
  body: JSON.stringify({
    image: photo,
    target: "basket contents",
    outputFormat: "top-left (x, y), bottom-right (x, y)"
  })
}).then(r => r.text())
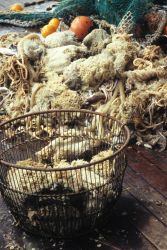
top-left (0, 110), bottom-right (129, 237)
top-left (7, 148), bottom-right (114, 194)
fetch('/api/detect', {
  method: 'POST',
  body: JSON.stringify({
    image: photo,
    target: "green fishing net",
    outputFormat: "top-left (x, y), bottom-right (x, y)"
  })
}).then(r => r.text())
top-left (0, 0), bottom-right (163, 30)
top-left (54, 0), bottom-right (154, 27)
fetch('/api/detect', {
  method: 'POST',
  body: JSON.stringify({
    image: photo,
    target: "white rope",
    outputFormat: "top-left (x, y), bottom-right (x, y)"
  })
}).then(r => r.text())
top-left (118, 11), bottom-right (134, 33)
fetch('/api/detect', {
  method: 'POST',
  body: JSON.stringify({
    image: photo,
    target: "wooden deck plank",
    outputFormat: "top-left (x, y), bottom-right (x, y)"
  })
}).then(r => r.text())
top-left (134, 146), bottom-right (167, 174)
top-left (127, 148), bottom-right (167, 197)
top-left (118, 191), bottom-right (167, 250)
top-left (124, 168), bottom-right (167, 226)
top-left (104, 192), bottom-right (158, 250)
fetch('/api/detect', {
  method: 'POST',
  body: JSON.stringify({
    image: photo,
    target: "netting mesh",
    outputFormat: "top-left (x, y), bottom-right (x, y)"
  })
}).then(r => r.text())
top-left (54, 0), bottom-right (154, 29)
top-left (95, 0), bottom-right (154, 25)
top-left (118, 11), bottom-right (134, 33)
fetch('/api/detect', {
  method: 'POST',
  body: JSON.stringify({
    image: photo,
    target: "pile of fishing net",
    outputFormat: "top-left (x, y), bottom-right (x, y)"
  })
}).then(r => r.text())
top-left (0, 16), bottom-right (167, 151)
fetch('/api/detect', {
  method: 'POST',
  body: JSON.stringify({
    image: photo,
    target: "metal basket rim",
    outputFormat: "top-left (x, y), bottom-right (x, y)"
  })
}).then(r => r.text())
top-left (0, 109), bottom-right (130, 171)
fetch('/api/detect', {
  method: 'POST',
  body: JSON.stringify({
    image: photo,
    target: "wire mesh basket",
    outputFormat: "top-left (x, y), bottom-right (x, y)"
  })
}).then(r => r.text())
top-left (0, 110), bottom-right (130, 238)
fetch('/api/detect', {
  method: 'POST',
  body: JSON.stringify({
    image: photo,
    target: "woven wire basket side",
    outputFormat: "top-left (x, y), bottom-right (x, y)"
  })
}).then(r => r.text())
top-left (0, 110), bottom-right (130, 238)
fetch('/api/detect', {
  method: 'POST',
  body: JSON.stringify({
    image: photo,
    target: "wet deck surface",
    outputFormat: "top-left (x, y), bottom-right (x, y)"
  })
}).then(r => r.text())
top-left (0, 0), bottom-right (57, 35)
top-left (0, 1), bottom-right (167, 249)
top-left (0, 146), bottom-right (167, 250)
top-left (0, 0), bottom-right (56, 10)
